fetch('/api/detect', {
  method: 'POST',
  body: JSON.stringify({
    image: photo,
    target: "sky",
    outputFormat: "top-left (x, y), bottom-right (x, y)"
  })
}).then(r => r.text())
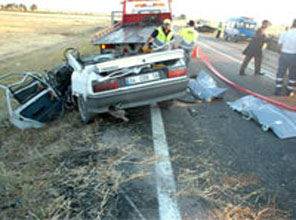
top-left (1, 0), bottom-right (295, 25)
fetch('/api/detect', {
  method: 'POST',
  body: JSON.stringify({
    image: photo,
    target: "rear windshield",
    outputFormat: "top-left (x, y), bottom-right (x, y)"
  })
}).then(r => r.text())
top-left (125, 0), bottom-right (170, 14)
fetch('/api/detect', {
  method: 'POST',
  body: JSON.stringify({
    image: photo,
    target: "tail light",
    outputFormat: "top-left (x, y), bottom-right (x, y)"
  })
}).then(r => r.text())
top-left (101, 44), bottom-right (114, 50)
top-left (168, 69), bottom-right (187, 78)
top-left (93, 81), bottom-right (119, 92)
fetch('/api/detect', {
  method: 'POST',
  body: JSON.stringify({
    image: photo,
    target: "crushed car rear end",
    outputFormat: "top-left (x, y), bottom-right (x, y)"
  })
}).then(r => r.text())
top-left (67, 49), bottom-right (189, 123)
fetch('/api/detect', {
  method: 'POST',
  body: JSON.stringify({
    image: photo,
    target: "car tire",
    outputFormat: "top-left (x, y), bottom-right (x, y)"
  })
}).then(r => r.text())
top-left (77, 96), bottom-right (96, 124)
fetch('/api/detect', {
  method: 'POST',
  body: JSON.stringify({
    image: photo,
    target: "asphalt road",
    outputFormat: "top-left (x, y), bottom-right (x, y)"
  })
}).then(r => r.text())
top-left (115, 34), bottom-right (296, 219)
top-left (163, 34), bottom-right (296, 219)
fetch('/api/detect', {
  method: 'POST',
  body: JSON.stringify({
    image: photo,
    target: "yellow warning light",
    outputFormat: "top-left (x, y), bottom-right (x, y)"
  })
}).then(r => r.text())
top-left (101, 44), bottom-right (106, 49)
top-left (135, 3), bottom-right (147, 7)
top-left (153, 3), bottom-right (165, 6)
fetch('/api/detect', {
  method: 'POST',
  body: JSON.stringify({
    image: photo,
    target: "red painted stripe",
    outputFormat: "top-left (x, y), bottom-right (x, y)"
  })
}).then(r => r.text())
top-left (193, 46), bottom-right (296, 112)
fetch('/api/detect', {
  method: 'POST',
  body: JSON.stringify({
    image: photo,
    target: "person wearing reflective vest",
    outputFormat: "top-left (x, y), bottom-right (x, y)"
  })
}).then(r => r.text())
top-left (143, 19), bottom-right (174, 51)
top-left (179, 20), bottom-right (199, 67)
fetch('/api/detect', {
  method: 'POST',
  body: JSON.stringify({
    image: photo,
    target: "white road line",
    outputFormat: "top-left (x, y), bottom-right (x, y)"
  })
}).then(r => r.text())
top-left (150, 105), bottom-right (181, 220)
top-left (198, 41), bottom-right (276, 80)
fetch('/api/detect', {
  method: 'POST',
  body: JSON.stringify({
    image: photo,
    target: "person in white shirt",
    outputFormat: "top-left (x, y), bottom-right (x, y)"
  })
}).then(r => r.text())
top-left (275, 19), bottom-right (296, 96)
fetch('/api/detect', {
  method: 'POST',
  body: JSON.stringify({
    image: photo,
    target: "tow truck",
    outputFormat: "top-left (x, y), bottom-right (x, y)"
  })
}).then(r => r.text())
top-left (92, 0), bottom-right (173, 55)
top-left (1, 0), bottom-right (189, 127)
top-left (68, 0), bottom-right (188, 123)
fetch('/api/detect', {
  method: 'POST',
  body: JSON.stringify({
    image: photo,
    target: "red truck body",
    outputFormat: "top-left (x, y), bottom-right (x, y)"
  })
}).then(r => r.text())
top-left (92, 0), bottom-right (173, 55)
top-left (122, 0), bottom-right (172, 24)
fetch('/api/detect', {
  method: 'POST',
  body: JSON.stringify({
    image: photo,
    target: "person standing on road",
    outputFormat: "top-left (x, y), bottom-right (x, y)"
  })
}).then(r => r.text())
top-left (275, 19), bottom-right (296, 96)
top-left (178, 20), bottom-right (199, 68)
top-left (216, 22), bottom-right (223, 39)
top-left (239, 20), bottom-right (270, 76)
top-left (143, 19), bottom-right (174, 52)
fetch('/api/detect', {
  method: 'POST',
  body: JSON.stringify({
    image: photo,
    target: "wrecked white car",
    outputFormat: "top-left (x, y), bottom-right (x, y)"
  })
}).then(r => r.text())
top-left (66, 49), bottom-right (189, 123)
top-left (1, 48), bottom-right (188, 127)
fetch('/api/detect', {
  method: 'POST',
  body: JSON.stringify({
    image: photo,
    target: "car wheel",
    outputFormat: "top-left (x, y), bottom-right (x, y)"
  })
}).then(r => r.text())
top-left (77, 96), bottom-right (95, 124)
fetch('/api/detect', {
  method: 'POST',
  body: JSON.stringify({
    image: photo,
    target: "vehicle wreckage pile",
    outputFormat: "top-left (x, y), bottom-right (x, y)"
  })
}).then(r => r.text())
top-left (0, 62), bottom-right (73, 129)
top-left (0, 48), bottom-right (188, 129)
top-left (2, 52), bottom-right (296, 140)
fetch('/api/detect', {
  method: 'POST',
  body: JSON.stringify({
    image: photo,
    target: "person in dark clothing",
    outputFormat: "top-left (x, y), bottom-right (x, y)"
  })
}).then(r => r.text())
top-left (239, 20), bottom-right (270, 76)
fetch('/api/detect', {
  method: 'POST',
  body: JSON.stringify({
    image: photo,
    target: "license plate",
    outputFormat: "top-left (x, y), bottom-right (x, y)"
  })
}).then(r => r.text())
top-left (126, 72), bottom-right (160, 85)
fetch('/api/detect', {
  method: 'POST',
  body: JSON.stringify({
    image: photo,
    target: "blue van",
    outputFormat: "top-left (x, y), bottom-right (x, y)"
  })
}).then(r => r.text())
top-left (224, 17), bottom-right (257, 42)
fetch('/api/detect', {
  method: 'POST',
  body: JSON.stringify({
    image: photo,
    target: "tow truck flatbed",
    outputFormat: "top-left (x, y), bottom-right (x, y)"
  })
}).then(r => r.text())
top-left (91, 0), bottom-right (172, 54)
top-left (93, 25), bottom-right (155, 45)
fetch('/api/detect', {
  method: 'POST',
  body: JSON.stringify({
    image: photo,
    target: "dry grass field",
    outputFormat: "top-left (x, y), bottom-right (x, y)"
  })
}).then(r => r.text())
top-left (0, 11), bottom-right (109, 61)
top-left (0, 11), bottom-right (126, 219)
top-left (0, 11), bottom-right (108, 121)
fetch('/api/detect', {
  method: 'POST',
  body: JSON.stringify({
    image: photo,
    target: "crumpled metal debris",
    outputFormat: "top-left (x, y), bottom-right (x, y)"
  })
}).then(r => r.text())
top-left (188, 70), bottom-right (227, 101)
top-left (0, 63), bottom-right (73, 130)
top-left (228, 95), bottom-right (296, 139)
top-left (108, 109), bottom-right (129, 122)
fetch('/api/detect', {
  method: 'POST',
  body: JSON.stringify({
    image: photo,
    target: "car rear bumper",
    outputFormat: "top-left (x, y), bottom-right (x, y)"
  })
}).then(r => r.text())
top-left (85, 77), bottom-right (188, 113)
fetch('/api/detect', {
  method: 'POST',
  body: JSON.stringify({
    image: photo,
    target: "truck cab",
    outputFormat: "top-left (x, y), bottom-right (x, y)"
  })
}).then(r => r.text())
top-left (224, 17), bottom-right (257, 42)
top-left (92, 0), bottom-right (172, 55)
